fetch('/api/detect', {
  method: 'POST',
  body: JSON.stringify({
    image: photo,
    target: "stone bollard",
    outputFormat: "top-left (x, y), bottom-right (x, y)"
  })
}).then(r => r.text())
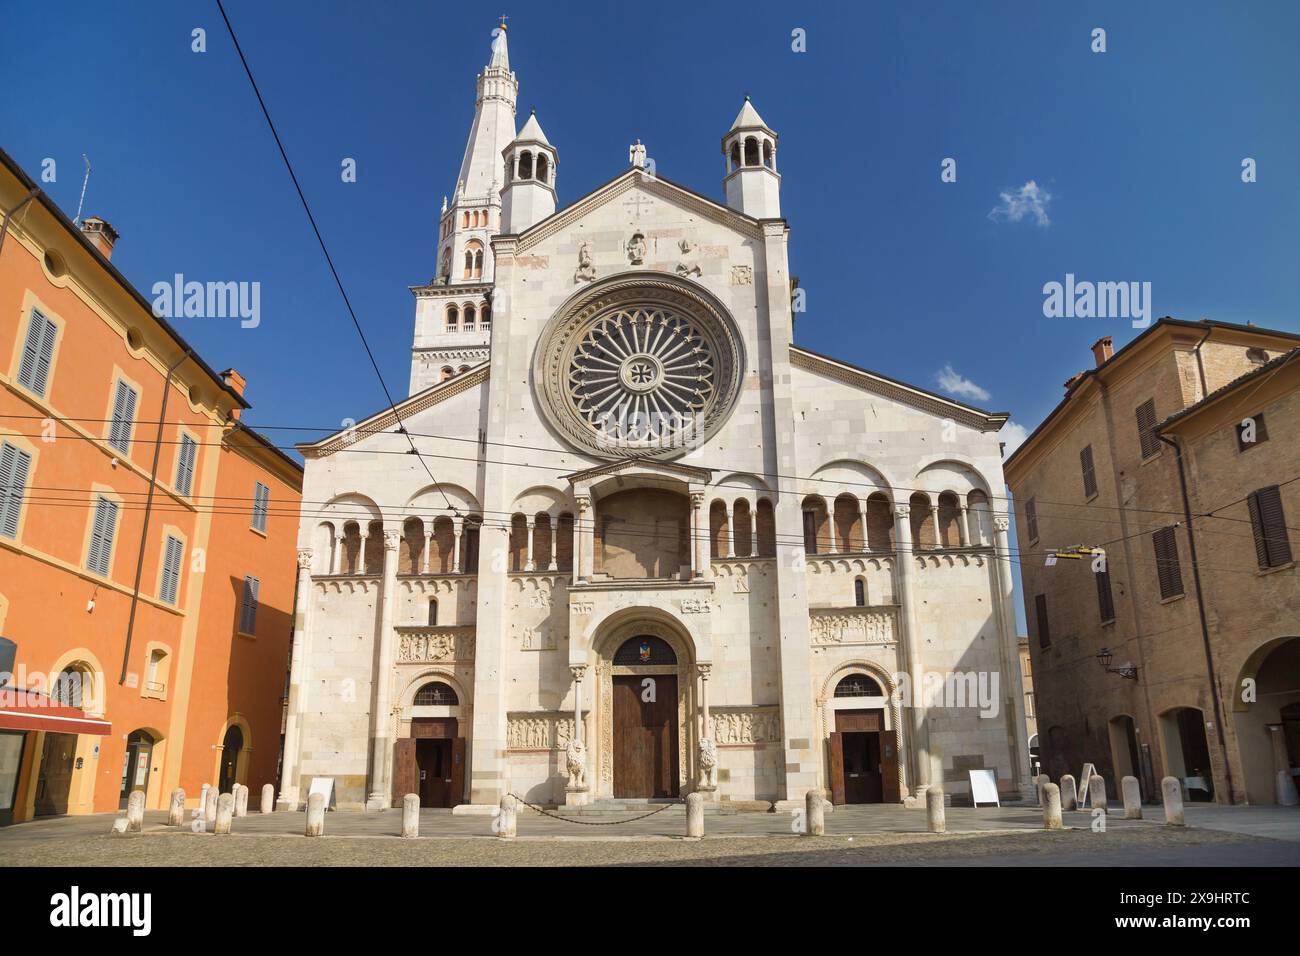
top-left (402, 793), bottom-right (420, 839)
top-left (126, 790), bottom-right (145, 832)
top-left (204, 788), bottom-right (218, 825)
top-left (305, 792), bottom-right (325, 837)
top-left (110, 817), bottom-right (129, 835)
top-left (168, 788), bottom-right (186, 827)
top-left (497, 794), bottom-right (517, 840)
top-left (1088, 774), bottom-right (1107, 814)
top-left (1161, 776), bottom-right (1185, 826)
top-left (1122, 776), bottom-right (1142, 819)
top-left (686, 791), bottom-right (705, 839)
top-left (1060, 774), bottom-right (1078, 811)
top-left (261, 783), bottom-right (275, 814)
top-left (234, 784), bottom-right (249, 818)
top-left (805, 789), bottom-right (825, 837)
top-left (1035, 773), bottom-right (1050, 806)
top-left (199, 783), bottom-right (211, 817)
top-left (926, 789), bottom-right (945, 833)
top-left (1042, 783), bottom-right (1063, 830)
top-left (214, 792), bottom-right (235, 834)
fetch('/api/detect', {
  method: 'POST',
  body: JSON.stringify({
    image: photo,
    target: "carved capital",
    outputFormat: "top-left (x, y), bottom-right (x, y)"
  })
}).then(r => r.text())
top-left (575, 494), bottom-right (591, 512)
top-left (894, 504), bottom-right (911, 519)
top-left (296, 549), bottom-right (313, 570)
top-left (697, 662), bottom-right (712, 681)
top-left (383, 530), bottom-right (401, 551)
top-left (690, 491), bottom-right (706, 508)
top-left (994, 515), bottom-right (1010, 532)
top-left (569, 664), bottom-right (588, 683)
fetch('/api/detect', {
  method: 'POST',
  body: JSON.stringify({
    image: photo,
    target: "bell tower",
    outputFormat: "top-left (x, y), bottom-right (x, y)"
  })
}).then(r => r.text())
top-left (500, 110), bottom-right (558, 234)
top-left (721, 97), bottom-right (780, 219)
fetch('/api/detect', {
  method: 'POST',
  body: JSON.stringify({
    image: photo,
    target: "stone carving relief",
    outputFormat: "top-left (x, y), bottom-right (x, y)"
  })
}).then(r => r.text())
top-left (730, 265), bottom-right (753, 286)
top-left (566, 740), bottom-right (587, 789)
top-left (627, 231), bottom-right (647, 265)
top-left (809, 609), bottom-right (896, 646)
top-left (507, 713), bottom-right (578, 751)
top-left (396, 628), bottom-right (475, 663)
top-left (574, 240), bottom-right (597, 283)
top-left (675, 238), bottom-right (702, 277)
top-left (680, 597), bottom-right (710, 614)
top-left (698, 738), bottom-right (717, 789)
top-left (711, 708), bottom-right (782, 745)
top-left (518, 625), bottom-right (557, 651)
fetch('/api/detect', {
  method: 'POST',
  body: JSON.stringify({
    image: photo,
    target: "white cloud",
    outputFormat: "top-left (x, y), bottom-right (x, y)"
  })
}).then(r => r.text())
top-left (935, 363), bottom-right (991, 402)
top-left (988, 180), bottom-right (1052, 227)
top-left (1000, 420), bottom-right (1029, 457)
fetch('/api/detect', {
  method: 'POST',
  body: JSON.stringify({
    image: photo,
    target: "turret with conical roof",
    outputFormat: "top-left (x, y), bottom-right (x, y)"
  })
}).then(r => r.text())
top-left (721, 96), bottom-right (780, 218)
top-left (501, 109), bottom-right (558, 234)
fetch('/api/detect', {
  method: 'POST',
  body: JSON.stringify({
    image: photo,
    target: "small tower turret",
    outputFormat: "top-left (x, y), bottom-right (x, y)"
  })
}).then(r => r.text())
top-left (500, 110), bottom-right (558, 234)
top-left (721, 97), bottom-right (780, 218)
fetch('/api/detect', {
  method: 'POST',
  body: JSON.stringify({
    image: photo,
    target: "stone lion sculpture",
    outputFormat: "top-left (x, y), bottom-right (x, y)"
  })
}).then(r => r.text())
top-left (675, 238), bottom-right (702, 278)
top-left (565, 740), bottom-right (587, 790)
top-left (698, 737), bottom-right (717, 789)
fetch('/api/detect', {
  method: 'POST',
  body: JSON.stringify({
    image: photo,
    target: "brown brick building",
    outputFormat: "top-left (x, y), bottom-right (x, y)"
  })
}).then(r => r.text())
top-left (1005, 319), bottom-right (1300, 805)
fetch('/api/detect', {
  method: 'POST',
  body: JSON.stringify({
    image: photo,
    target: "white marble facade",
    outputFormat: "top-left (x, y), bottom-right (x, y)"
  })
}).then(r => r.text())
top-left (278, 26), bottom-right (1031, 811)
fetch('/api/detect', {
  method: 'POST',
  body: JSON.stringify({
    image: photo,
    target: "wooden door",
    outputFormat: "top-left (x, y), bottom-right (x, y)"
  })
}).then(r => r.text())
top-left (418, 740), bottom-right (451, 808)
top-left (881, 731), bottom-right (900, 803)
top-left (391, 739), bottom-right (418, 808)
top-left (613, 674), bottom-right (678, 797)
top-left (829, 732), bottom-right (846, 805)
top-left (35, 733), bottom-right (75, 817)
top-left (450, 737), bottom-right (466, 808)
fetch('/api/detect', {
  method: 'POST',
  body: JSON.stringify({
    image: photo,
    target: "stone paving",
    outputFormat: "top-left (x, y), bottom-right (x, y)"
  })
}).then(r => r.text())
top-left (2, 802), bottom-right (1298, 866)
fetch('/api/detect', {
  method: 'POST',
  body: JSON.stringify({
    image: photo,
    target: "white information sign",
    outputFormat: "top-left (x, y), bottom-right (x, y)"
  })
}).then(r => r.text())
top-left (968, 769), bottom-right (1000, 807)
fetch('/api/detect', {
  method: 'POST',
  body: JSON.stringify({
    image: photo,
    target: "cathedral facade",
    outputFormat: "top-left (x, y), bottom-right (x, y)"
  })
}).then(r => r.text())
top-left (279, 26), bottom-right (1031, 811)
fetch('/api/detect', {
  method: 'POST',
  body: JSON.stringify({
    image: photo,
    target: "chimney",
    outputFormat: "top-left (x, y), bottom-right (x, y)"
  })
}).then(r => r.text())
top-left (221, 368), bottom-right (246, 420)
top-left (1091, 336), bottom-right (1114, 367)
top-left (79, 216), bottom-right (119, 260)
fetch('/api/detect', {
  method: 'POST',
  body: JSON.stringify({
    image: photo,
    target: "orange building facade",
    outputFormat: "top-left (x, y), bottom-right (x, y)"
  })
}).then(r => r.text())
top-left (0, 148), bottom-right (302, 823)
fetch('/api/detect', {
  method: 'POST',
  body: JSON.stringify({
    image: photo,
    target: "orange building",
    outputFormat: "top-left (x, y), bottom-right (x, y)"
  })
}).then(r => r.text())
top-left (0, 148), bottom-right (302, 823)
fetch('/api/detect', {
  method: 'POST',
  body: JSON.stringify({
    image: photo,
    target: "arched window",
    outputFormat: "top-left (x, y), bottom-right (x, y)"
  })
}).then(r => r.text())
top-left (341, 521), bottom-right (362, 574)
top-left (364, 520), bottom-right (384, 574)
top-left (509, 513), bottom-right (528, 571)
top-left (480, 304), bottom-right (491, 328)
top-left (756, 498), bottom-right (776, 556)
top-left (399, 517), bottom-right (424, 574)
top-left (439, 248), bottom-right (451, 279)
top-left (440, 366), bottom-right (454, 382)
top-left (463, 249), bottom-right (474, 278)
top-left (866, 493), bottom-right (894, 551)
top-left (937, 492), bottom-right (962, 548)
top-left (458, 365), bottom-right (470, 374)
top-left (473, 250), bottom-right (483, 277)
top-left (431, 516), bottom-right (455, 572)
top-left (463, 304), bottom-right (476, 331)
top-left (414, 681), bottom-right (459, 705)
top-left (762, 139), bottom-right (774, 168)
top-left (556, 512), bottom-right (575, 571)
top-left (461, 211), bottom-right (470, 228)
top-left (910, 492), bottom-right (935, 549)
top-left (733, 499), bottom-right (753, 557)
top-left (744, 136), bottom-right (759, 166)
top-left (729, 141), bottom-right (741, 171)
top-left (967, 489), bottom-right (991, 546)
top-left (519, 150), bottom-right (534, 180)
top-left (835, 674), bottom-right (884, 698)
top-left (533, 513), bottom-right (553, 569)
top-left (52, 664), bottom-right (95, 710)
top-left (446, 304), bottom-right (459, 331)
top-left (427, 597), bottom-right (437, 626)
top-left (801, 496), bottom-right (829, 554)
top-left (537, 153), bottom-right (549, 183)
top-left (834, 494), bottom-right (861, 552)
top-left (854, 578), bottom-right (866, 606)
top-left (613, 635), bottom-right (677, 665)
top-left (709, 501), bottom-right (728, 558)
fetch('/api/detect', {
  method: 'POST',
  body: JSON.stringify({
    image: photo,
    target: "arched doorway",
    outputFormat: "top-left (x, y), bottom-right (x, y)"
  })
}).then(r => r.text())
top-left (392, 678), bottom-right (466, 809)
top-left (611, 636), bottom-right (680, 798)
top-left (1233, 635), bottom-right (1300, 804)
top-left (824, 671), bottom-right (901, 805)
top-left (120, 730), bottom-right (155, 808)
top-left (1160, 707), bottom-right (1214, 802)
top-left (1108, 715), bottom-right (1143, 800)
top-left (218, 726), bottom-right (243, 793)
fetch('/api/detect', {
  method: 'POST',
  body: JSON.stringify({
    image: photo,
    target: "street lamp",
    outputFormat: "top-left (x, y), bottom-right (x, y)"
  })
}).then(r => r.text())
top-left (1096, 647), bottom-right (1139, 681)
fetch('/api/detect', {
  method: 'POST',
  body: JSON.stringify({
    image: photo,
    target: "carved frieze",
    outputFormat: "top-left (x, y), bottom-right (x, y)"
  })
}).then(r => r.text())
top-left (808, 608), bottom-right (897, 646)
top-left (508, 712), bottom-right (578, 751)
top-left (712, 708), bottom-right (782, 745)
top-left (395, 627), bottom-right (475, 663)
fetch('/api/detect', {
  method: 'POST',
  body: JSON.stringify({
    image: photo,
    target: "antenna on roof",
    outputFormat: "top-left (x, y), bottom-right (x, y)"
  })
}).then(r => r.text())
top-left (73, 154), bottom-right (91, 225)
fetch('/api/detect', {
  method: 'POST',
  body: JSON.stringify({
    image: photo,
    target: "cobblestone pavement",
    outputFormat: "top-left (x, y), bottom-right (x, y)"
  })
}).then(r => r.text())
top-left (3, 803), bottom-right (1297, 866)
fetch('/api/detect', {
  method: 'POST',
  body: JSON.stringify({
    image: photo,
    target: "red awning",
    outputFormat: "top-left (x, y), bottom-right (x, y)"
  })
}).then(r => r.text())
top-left (0, 687), bottom-right (112, 736)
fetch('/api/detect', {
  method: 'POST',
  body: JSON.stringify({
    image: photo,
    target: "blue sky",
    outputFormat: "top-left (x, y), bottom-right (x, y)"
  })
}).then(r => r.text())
top-left (5, 0), bottom-right (1299, 629)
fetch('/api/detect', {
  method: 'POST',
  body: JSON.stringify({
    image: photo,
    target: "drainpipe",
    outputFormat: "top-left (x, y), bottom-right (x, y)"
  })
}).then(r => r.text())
top-left (0, 188), bottom-right (41, 255)
top-left (1157, 432), bottom-right (1235, 804)
top-left (1192, 324), bottom-right (1213, 400)
top-left (121, 349), bottom-right (192, 684)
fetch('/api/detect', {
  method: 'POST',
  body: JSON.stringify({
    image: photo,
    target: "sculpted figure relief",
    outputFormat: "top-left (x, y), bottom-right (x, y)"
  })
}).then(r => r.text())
top-left (627, 231), bottom-right (647, 265)
top-left (698, 737), bottom-right (717, 789)
top-left (566, 740), bottom-right (587, 789)
top-left (574, 241), bottom-right (597, 283)
top-left (676, 238), bottom-right (702, 277)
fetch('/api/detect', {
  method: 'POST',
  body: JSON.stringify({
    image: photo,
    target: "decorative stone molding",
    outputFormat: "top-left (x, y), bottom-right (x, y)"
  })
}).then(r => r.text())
top-left (507, 712), bottom-right (579, 751)
top-left (993, 515), bottom-right (1010, 532)
top-left (296, 549), bottom-right (313, 570)
top-left (915, 553), bottom-right (987, 569)
top-left (809, 607), bottom-right (898, 646)
top-left (394, 627), bottom-right (476, 663)
top-left (318, 578), bottom-right (379, 594)
top-left (711, 707), bottom-right (782, 745)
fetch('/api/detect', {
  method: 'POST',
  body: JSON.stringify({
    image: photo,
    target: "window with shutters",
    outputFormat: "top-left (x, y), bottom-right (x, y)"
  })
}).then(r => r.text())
top-left (238, 576), bottom-right (260, 635)
top-left (1025, 497), bottom-right (1039, 543)
top-left (1095, 566), bottom-right (1116, 623)
top-left (1248, 486), bottom-right (1293, 570)
top-left (0, 441), bottom-right (33, 540)
top-left (1235, 413), bottom-right (1269, 452)
top-left (106, 379), bottom-right (139, 454)
top-left (1152, 527), bottom-right (1183, 599)
top-left (174, 434), bottom-right (198, 497)
top-left (1035, 593), bottom-right (1051, 648)
top-left (1136, 398), bottom-right (1161, 459)
top-left (86, 496), bottom-right (119, 576)
top-left (1080, 445), bottom-right (1098, 498)
top-left (251, 481), bottom-right (270, 533)
top-left (158, 534), bottom-right (184, 605)
top-left (15, 308), bottom-right (59, 398)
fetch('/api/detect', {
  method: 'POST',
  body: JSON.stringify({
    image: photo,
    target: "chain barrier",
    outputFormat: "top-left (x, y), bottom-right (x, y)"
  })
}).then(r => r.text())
top-left (507, 792), bottom-right (684, 826)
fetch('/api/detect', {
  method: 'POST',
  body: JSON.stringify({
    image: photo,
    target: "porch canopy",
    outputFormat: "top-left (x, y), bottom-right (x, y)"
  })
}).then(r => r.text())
top-left (0, 687), bottom-right (112, 735)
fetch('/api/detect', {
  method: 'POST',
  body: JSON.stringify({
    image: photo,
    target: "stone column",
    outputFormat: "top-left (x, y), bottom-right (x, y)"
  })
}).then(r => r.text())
top-left (423, 528), bottom-right (433, 573)
top-left (577, 494), bottom-right (594, 582)
top-left (366, 530), bottom-right (401, 811)
top-left (279, 549), bottom-right (314, 810)
top-left (691, 491), bottom-right (707, 577)
top-left (330, 534), bottom-right (341, 574)
top-left (524, 516), bottom-right (536, 572)
top-left (565, 664), bottom-right (589, 807)
top-left (957, 507), bottom-right (969, 547)
top-left (929, 505), bottom-right (940, 547)
top-left (549, 513), bottom-right (559, 571)
top-left (726, 502), bottom-right (736, 558)
top-left (358, 529), bottom-right (369, 575)
top-left (992, 513), bottom-right (1033, 798)
top-left (826, 506), bottom-right (838, 554)
top-left (859, 503), bottom-right (870, 552)
top-left (698, 663), bottom-right (712, 738)
top-left (452, 517), bottom-right (463, 574)
top-left (893, 504), bottom-right (930, 797)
